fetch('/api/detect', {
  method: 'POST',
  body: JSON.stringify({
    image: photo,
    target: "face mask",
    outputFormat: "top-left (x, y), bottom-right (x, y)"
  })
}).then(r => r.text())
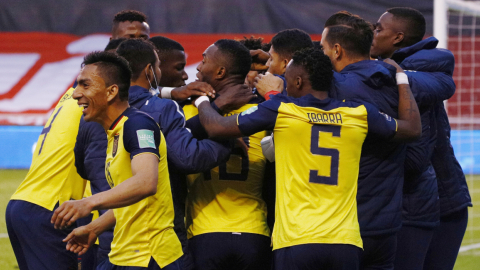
top-left (145, 65), bottom-right (160, 95)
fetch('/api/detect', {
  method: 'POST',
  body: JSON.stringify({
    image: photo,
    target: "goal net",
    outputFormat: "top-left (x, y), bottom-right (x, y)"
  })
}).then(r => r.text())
top-left (435, 0), bottom-right (480, 255)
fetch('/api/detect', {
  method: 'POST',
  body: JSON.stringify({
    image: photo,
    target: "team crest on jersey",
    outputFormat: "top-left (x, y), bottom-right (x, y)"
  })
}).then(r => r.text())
top-left (112, 134), bottom-right (119, 157)
top-left (137, 129), bottom-right (156, 149)
top-left (240, 106), bottom-right (258, 116)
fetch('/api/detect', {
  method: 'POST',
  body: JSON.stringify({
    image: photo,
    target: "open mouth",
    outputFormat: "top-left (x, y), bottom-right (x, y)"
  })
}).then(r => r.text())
top-left (78, 103), bottom-right (89, 113)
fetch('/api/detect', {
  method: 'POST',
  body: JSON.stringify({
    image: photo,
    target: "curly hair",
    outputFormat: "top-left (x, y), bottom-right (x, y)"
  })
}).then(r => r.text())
top-left (291, 48), bottom-right (333, 92)
top-left (237, 36), bottom-right (264, 50)
top-left (82, 51), bottom-right (132, 101)
top-left (113, 10), bottom-right (147, 24)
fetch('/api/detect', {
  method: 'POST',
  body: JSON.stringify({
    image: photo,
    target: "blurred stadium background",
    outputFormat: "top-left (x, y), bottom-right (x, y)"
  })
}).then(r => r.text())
top-left (0, 0), bottom-right (478, 268)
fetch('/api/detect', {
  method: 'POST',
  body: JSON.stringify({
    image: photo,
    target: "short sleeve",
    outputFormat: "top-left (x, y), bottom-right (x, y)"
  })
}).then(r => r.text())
top-left (364, 103), bottom-right (397, 139)
top-left (123, 114), bottom-right (161, 160)
top-left (237, 98), bottom-right (281, 136)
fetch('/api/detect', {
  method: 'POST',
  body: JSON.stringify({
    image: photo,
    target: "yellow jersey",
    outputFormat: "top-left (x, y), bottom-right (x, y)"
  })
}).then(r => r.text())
top-left (236, 94), bottom-right (398, 250)
top-left (105, 107), bottom-right (182, 268)
top-left (11, 88), bottom-right (86, 210)
top-left (183, 102), bottom-right (270, 238)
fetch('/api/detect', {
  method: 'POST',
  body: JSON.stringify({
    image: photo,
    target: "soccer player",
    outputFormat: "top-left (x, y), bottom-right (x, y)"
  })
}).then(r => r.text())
top-left (370, 7), bottom-right (471, 270)
top-left (251, 29), bottom-right (314, 99)
top-left (53, 51), bottom-right (184, 269)
top-left (148, 36), bottom-right (216, 103)
top-left (115, 38), bottom-right (254, 270)
top-left (111, 10), bottom-right (150, 40)
top-left (190, 47), bottom-right (421, 269)
top-left (182, 39), bottom-right (271, 270)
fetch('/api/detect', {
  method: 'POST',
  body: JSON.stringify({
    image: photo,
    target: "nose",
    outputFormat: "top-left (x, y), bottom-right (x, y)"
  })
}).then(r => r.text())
top-left (72, 88), bottom-right (82, 100)
top-left (266, 58), bottom-right (271, 67)
top-left (182, 70), bottom-right (188, 80)
top-left (196, 62), bottom-right (202, 71)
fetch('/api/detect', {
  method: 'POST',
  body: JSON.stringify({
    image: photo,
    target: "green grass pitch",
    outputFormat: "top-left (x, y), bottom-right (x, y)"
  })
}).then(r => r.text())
top-left (0, 169), bottom-right (479, 269)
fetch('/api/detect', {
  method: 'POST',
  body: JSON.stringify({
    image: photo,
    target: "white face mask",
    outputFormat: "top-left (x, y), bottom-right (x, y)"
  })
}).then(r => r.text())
top-left (145, 65), bottom-right (160, 94)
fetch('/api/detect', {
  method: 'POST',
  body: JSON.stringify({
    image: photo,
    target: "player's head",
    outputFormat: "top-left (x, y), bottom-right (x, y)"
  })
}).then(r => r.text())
top-left (149, 36), bottom-right (188, 87)
top-left (268, 29), bottom-right (314, 75)
top-left (73, 51), bottom-right (131, 123)
top-left (196, 39), bottom-right (251, 88)
top-left (238, 36), bottom-right (267, 88)
top-left (111, 10), bottom-right (150, 40)
top-left (285, 48), bottom-right (333, 98)
top-left (321, 14), bottom-right (373, 72)
top-left (116, 39), bottom-right (161, 90)
top-left (104, 38), bottom-right (127, 52)
top-left (370, 7), bottom-right (426, 59)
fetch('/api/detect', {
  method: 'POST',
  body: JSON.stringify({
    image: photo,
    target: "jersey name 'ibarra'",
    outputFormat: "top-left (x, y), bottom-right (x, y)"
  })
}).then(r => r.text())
top-left (307, 112), bottom-right (343, 124)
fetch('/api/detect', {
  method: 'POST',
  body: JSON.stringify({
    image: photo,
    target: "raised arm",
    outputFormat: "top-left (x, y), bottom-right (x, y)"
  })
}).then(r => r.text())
top-left (383, 59), bottom-right (422, 142)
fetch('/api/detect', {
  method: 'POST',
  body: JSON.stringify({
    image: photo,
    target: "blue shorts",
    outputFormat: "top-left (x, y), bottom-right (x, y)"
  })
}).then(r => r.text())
top-left (273, 243), bottom-right (361, 270)
top-left (96, 256), bottom-right (183, 270)
top-left (6, 200), bottom-right (77, 270)
top-left (189, 232), bottom-right (272, 270)
top-left (360, 233), bottom-right (397, 270)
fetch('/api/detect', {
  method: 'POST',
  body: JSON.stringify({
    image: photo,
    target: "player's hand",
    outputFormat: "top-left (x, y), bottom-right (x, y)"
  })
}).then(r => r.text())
top-left (170, 82), bottom-right (216, 101)
top-left (63, 225), bottom-right (98, 255)
top-left (51, 199), bottom-right (93, 230)
top-left (383, 58), bottom-right (404, 73)
top-left (253, 72), bottom-right (284, 97)
top-left (250, 49), bottom-right (270, 71)
top-left (213, 84), bottom-right (256, 112)
top-left (235, 137), bottom-right (250, 157)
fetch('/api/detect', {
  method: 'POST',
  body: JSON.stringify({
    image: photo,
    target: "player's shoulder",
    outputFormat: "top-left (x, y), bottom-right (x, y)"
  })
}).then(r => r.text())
top-left (124, 107), bottom-right (158, 129)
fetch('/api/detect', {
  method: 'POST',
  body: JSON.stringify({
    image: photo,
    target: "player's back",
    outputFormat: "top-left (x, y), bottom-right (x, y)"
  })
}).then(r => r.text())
top-left (11, 87), bottom-right (86, 211)
top-left (183, 99), bottom-right (270, 238)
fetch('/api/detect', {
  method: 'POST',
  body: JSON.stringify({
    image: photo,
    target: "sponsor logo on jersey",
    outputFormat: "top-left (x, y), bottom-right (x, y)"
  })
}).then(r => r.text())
top-left (137, 129), bottom-right (156, 149)
top-left (240, 106), bottom-right (258, 116)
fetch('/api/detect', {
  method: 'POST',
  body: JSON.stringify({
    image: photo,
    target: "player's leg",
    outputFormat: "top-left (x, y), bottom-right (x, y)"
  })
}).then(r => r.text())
top-left (7, 200), bottom-right (77, 270)
top-left (6, 200), bottom-right (29, 270)
top-left (231, 233), bottom-right (272, 270)
top-left (360, 233), bottom-right (397, 270)
top-left (188, 233), bottom-right (232, 270)
top-left (273, 243), bottom-right (360, 270)
top-left (423, 207), bottom-right (469, 270)
top-left (393, 225), bottom-right (434, 270)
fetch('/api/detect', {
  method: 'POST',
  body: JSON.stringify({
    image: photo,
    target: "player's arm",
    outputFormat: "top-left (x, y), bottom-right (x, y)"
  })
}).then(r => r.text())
top-left (163, 81), bottom-right (216, 101)
top-left (196, 99), bottom-right (243, 138)
top-left (406, 70), bottom-right (455, 108)
top-left (382, 59), bottom-right (421, 141)
top-left (63, 209), bottom-right (116, 255)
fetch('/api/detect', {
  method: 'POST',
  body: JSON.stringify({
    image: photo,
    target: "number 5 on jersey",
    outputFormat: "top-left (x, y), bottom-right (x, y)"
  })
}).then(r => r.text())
top-left (310, 125), bottom-right (341, 185)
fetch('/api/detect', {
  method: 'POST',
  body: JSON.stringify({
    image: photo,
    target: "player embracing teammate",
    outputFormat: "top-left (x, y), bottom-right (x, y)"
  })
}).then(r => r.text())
top-left (6, 7), bottom-right (470, 270)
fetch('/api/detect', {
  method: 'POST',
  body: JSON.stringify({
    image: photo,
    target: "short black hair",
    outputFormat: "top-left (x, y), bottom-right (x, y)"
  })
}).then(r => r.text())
top-left (291, 48), bottom-right (333, 92)
top-left (324, 10), bottom-right (355, 27)
top-left (113, 10), bottom-right (147, 24)
top-left (214, 39), bottom-right (252, 79)
top-left (271, 29), bottom-right (314, 59)
top-left (116, 39), bottom-right (157, 81)
top-left (149, 36), bottom-right (184, 56)
top-left (82, 51), bottom-right (131, 101)
top-left (237, 36), bottom-right (264, 50)
top-left (325, 15), bottom-right (373, 58)
top-left (387, 7), bottom-right (426, 47)
top-left (104, 38), bottom-right (127, 51)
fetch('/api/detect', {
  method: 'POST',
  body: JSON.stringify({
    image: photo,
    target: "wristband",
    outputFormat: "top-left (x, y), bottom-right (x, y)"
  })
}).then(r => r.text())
top-left (160, 87), bottom-right (175, 99)
top-left (396, 72), bottom-right (409, 85)
top-left (264, 90), bottom-right (280, 101)
top-left (194, 96), bottom-right (210, 108)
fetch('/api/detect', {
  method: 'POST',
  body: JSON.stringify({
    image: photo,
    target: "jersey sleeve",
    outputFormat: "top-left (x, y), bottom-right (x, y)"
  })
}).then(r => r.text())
top-left (160, 99), bottom-right (232, 174)
top-left (237, 98), bottom-right (281, 136)
top-left (364, 103), bottom-right (398, 139)
top-left (123, 114), bottom-right (161, 160)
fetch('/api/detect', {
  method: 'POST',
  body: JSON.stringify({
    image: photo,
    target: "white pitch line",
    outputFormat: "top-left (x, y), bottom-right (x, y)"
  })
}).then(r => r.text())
top-left (459, 242), bottom-right (480, 252)
top-left (0, 233), bottom-right (8, 238)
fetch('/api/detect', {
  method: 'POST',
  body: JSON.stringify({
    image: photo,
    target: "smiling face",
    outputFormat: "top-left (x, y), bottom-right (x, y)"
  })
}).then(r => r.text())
top-left (159, 50), bottom-right (188, 87)
top-left (72, 64), bottom-right (112, 123)
top-left (196, 44), bottom-right (220, 85)
top-left (370, 12), bottom-right (399, 59)
top-left (112, 21), bottom-right (150, 40)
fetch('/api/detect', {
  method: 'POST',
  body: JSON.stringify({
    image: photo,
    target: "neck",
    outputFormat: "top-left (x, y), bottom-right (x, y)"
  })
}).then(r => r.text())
top-left (212, 77), bottom-right (244, 94)
top-left (305, 89), bottom-right (329, 100)
top-left (131, 79), bottom-right (151, 91)
top-left (335, 55), bottom-right (370, 72)
top-left (100, 101), bottom-right (130, 130)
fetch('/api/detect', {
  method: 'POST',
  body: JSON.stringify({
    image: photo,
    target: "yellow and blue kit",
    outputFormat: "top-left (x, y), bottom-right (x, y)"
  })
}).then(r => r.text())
top-left (236, 94), bottom-right (398, 255)
top-left (104, 107), bottom-right (183, 268)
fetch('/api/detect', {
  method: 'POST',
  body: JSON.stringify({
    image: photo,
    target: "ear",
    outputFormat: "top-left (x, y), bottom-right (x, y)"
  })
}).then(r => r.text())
top-left (295, 75), bottom-right (303, 90)
top-left (216, 66), bottom-right (226, 80)
top-left (144, 63), bottom-right (153, 81)
top-left (281, 58), bottom-right (289, 73)
top-left (393, 32), bottom-right (405, 46)
top-left (333, 44), bottom-right (343, 61)
top-left (106, 84), bottom-right (120, 102)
